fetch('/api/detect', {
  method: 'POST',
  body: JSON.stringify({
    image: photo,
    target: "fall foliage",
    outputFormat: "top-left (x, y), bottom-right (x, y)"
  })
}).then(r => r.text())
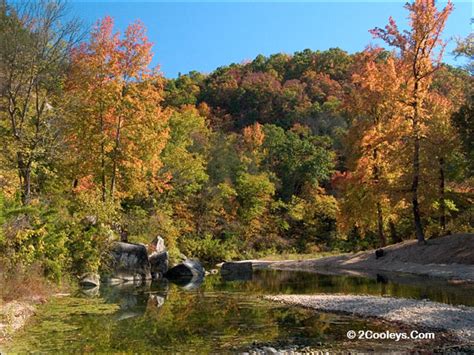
top-left (0, 0), bottom-right (471, 280)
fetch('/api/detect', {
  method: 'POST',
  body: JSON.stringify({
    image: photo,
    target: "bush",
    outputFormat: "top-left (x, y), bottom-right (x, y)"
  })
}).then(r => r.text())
top-left (179, 234), bottom-right (240, 265)
top-left (68, 226), bottom-right (110, 276)
top-left (0, 201), bottom-right (70, 281)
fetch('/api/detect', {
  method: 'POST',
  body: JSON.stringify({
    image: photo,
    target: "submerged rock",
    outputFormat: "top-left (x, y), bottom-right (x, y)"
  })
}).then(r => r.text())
top-left (221, 261), bottom-right (253, 281)
top-left (108, 242), bottom-right (152, 282)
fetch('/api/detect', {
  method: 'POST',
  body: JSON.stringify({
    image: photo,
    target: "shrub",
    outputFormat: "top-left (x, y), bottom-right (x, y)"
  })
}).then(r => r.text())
top-left (179, 234), bottom-right (240, 265)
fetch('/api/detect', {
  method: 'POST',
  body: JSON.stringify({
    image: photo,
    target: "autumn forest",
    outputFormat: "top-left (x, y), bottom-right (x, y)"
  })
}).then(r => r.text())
top-left (0, 0), bottom-right (472, 282)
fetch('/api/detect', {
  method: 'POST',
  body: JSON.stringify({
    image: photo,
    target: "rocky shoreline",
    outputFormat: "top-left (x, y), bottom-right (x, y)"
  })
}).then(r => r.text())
top-left (265, 294), bottom-right (474, 344)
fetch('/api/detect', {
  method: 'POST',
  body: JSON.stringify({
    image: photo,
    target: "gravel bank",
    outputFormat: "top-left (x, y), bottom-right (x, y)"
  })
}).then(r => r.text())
top-left (265, 294), bottom-right (474, 344)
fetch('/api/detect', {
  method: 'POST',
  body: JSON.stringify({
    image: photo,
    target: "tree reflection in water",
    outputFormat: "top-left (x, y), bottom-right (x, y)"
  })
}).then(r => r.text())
top-left (6, 269), bottom-right (473, 353)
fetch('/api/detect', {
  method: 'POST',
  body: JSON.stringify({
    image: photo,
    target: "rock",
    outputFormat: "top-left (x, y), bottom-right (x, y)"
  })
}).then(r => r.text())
top-left (178, 253), bottom-right (189, 261)
top-left (149, 251), bottom-right (169, 279)
top-left (108, 242), bottom-right (151, 282)
top-left (205, 268), bottom-right (219, 276)
top-left (375, 248), bottom-right (385, 259)
top-left (221, 261), bottom-right (253, 281)
top-left (79, 273), bottom-right (100, 288)
top-left (81, 215), bottom-right (97, 227)
top-left (165, 259), bottom-right (205, 280)
top-left (149, 236), bottom-right (166, 254)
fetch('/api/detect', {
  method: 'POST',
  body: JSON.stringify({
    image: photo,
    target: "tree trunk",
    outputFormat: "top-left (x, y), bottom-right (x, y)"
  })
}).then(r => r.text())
top-left (372, 148), bottom-right (386, 247)
top-left (99, 108), bottom-right (107, 202)
top-left (110, 115), bottom-right (122, 200)
top-left (439, 157), bottom-right (446, 232)
top-left (376, 201), bottom-right (386, 247)
top-left (17, 152), bottom-right (31, 205)
top-left (101, 146), bottom-right (106, 202)
top-left (412, 134), bottom-right (424, 243)
top-left (412, 82), bottom-right (425, 244)
top-left (110, 85), bottom-right (127, 200)
top-left (389, 219), bottom-right (401, 243)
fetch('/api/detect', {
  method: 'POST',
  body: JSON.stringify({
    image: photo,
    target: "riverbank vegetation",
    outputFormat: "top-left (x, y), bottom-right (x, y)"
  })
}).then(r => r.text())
top-left (0, 0), bottom-right (472, 287)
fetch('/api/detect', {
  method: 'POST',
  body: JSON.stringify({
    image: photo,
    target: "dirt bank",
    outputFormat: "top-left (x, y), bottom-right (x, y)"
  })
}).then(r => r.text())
top-left (252, 234), bottom-right (474, 282)
top-left (0, 301), bottom-right (36, 345)
top-left (0, 266), bottom-right (69, 347)
top-left (265, 294), bottom-right (474, 344)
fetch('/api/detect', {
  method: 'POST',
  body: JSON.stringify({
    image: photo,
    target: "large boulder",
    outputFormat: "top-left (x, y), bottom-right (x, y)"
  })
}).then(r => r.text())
top-left (108, 242), bottom-right (151, 282)
top-left (149, 251), bottom-right (169, 279)
top-left (165, 259), bottom-right (205, 280)
top-left (220, 261), bottom-right (253, 281)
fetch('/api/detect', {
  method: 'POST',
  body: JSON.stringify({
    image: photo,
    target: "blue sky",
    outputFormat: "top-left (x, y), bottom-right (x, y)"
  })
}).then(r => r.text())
top-left (70, 1), bottom-right (472, 78)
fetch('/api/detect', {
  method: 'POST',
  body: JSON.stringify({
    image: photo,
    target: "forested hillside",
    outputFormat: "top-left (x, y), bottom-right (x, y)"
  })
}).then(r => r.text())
top-left (0, 0), bottom-right (472, 283)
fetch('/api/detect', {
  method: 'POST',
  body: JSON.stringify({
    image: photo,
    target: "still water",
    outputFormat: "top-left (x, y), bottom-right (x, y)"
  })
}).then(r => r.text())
top-left (5, 269), bottom-right (473, 353)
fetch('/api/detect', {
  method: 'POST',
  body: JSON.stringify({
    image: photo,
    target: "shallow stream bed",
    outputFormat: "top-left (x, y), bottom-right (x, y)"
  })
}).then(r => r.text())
top-left (3, 269), bottom-right (473, 353)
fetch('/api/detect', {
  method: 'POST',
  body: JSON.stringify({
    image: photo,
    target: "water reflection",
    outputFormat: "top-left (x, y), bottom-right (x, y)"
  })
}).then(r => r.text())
top-left (6, 269), bottom-right (473, 353)
top-left (228, 269), bottom-right (474, 306)
top-left (168, 274), bottom-right (204, 290)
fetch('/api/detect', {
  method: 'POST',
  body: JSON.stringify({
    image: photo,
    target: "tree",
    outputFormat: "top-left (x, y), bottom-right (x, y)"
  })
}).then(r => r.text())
top-left (424, 67), bottom-right (468, 233)
top-left (240, 122), bottom-right (265, 174)
top-left (452, 34), bottom-right (474, 175)
top-left (263, 124), bottom-right (335, 201)
top-left (161, 106), bottom-right (210, 196)
top-left (342, 49), bottom-right (406, 246)
top-left (66, 16), bottom-right (169, 202)
top-left (164, 71), bottom-right (205, 108)
top-left (370, 0), bottom-right (453, 243)
top-left (453, 30), bottom-right (473, 75)
top-left (0, 0), bottom-right (81, 204)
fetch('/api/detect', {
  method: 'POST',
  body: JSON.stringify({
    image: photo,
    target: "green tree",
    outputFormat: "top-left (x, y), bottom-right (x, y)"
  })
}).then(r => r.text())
top-left (262, 124), bottom-right (334, 200)
top-left (0, 0), bottom-right (81, 204)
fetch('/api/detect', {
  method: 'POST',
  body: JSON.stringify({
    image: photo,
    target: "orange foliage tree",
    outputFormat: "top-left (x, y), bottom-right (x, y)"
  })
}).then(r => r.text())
top-left (370, 0), bottom-right (453, 243)
top-left (340, 49), bottom-right (407, 246)
top-left (65, 17), bottom-right (170, 202)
